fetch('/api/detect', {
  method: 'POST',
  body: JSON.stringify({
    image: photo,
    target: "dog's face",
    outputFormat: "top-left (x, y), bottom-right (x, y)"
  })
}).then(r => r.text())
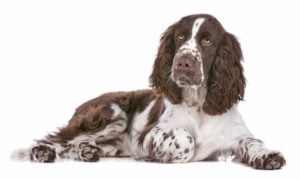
top-left (171, 15), bottom-right (225, 88)
top-left (150, 14), bottom-right (245, 115)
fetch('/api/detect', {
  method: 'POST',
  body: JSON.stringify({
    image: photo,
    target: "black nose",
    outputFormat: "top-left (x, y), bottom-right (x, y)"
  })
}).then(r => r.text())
top-left (176, 56), bottom-right (194, 70)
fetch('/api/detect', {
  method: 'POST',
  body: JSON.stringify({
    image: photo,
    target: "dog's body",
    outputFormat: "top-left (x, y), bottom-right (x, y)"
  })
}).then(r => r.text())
top-left (13, 14), bottom-right (285, 169)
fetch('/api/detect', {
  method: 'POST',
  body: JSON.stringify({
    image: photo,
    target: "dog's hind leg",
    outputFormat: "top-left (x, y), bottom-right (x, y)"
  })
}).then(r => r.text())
top-left (58, 103), bottom-right (129, 162)
top-left (12, 97), bottom-right (129, 163)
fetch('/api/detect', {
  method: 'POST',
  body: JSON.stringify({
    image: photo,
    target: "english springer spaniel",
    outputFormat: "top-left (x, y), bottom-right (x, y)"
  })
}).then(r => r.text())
top-left (13, 14), bottom-right (285, 169)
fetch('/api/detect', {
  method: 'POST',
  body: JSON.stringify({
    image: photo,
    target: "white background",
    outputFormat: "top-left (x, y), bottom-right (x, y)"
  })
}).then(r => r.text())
top-left (0, 0), bottom-right (299, 178)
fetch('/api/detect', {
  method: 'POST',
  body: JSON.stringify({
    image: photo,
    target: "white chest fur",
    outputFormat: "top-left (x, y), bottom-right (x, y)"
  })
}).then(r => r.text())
top-left (157, 100), bottom-right (251, 161)
top-left (127, 99), bottom-right (252, 161)
top-left (157, 101), bottom-right (202, 136)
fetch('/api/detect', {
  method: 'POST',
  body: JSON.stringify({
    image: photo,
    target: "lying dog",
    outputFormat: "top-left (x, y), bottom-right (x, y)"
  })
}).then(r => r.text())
top-left (12, 14), bottom-right (285, 170)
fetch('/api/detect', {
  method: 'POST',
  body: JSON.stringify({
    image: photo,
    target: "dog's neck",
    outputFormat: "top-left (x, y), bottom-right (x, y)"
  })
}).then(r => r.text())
top-left (182, 86), bottom-right (207, 107)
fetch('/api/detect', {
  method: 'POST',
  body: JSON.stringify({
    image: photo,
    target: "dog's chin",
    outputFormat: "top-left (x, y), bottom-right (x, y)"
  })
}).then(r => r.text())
top-left (176, 81), bottom-right (192, 88)
top-left (175, 79), bottom-right (202, 88)
top-left (171, 73), bottom-right (203, 88)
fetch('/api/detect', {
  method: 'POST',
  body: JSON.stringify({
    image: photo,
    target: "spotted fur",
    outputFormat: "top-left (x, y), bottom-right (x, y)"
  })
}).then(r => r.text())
top-left (12, 14), bottom-right (285, 170)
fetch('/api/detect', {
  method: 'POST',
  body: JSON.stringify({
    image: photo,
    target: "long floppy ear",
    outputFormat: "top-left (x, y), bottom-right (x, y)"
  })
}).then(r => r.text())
top-left (203, 32), bottom-right (246, 115)
top-left (149, 23), bottom-right (183, 104)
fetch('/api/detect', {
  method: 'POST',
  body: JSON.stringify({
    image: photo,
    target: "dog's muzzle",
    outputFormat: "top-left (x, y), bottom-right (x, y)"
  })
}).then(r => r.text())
top-left (172, 50), bottom-right (204, 87)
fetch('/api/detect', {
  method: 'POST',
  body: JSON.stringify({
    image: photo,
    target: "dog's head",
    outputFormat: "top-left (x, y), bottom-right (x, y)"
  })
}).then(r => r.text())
top-left (150, 14), bottom-right (245, 115)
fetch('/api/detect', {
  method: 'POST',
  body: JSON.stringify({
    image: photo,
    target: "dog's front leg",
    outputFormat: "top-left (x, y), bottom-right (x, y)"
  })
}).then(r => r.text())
top-left (142, 127), bottom-right (195, 163)
top-left (236, 137), bottom-right (286, 169)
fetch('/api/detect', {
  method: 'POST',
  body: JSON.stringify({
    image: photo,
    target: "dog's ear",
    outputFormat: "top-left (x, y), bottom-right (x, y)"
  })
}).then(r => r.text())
top-left (149, 23), bottom-right (183, 104)
top-left (203, 32), bottom-right (246, 115)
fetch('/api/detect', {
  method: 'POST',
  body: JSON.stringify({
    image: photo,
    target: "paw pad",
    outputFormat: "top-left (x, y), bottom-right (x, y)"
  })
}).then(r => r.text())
top-left (79, 142), bottom-right (102, 162)
top-left (263, 152), bottom-right (286, 170)
top-left (31, 145), bottom-right (56, 163)
top-left (252, 152), bottom-right (286, 170)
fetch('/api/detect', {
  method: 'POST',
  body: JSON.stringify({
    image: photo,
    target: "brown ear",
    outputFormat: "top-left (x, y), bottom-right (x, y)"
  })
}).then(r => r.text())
top-left (149, 23), bottom-right (183, 104)
top-left (203, 32), bottom-right (246, 115)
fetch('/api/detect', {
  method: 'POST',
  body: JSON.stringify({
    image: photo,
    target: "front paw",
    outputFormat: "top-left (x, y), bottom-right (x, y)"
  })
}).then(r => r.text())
top-left (252, 152), bottom-right (286, 170)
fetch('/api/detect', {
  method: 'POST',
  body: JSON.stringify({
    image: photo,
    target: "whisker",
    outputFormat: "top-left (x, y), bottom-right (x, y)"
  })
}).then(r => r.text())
top-left (166, 68), bottom-right (173, 83)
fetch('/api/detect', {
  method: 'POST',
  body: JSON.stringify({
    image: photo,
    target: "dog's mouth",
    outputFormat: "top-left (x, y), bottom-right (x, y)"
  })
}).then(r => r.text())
top-left (171, 55), bottom-right (204, 88)
top-left (176, 76), bottom-right (193, 87)
top-left (173, 75), bottom-right (203, 88)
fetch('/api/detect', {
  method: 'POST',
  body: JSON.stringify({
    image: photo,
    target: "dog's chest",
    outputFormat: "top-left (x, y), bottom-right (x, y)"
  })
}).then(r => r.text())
top-left (158, 104), bottom-right (201, 131)
top-left (157, 103), bottom-right (205, 141)
top-left (157, 102), bottom-right (231, 148)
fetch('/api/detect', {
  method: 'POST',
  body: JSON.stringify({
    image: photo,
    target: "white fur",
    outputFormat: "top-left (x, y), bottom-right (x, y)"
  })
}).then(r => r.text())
top-left (182, 86), bottom-right (206, 106)
top-left (191, 106), bottom-right (252, 161)
top-left (125, 100), bottom-right (156, 159)
top-left (97, 144), bottom-right (119, 157)
top-left (126, 98), bottom-right (256, 162)
top-left (111, 103), bottom-right (126, 119)
top-left (143, 127), bottom-right (195, 163)
top-left (11, 148), bottom-right (31, 161)
top-left (131, 100), bottom-right (156, 132)
top-left (178, 18), bottom-right (205, 82)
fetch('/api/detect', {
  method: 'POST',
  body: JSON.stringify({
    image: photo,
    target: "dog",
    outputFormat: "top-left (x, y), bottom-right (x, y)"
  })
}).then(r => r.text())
top-left (12, 14), bottom-right (286, 170)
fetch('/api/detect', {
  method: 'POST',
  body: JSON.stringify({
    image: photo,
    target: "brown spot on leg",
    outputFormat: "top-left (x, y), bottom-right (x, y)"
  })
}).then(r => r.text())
top-left (187, 136), bottom-right (193, 143)
top-left (175, 142), bottom-right (180, 149)
top-left (115, 150), bottom-right (130, 158)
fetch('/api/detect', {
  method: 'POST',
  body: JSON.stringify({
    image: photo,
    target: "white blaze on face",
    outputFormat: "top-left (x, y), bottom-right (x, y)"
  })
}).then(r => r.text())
top-left (178, 18), bottom-right (205, 82)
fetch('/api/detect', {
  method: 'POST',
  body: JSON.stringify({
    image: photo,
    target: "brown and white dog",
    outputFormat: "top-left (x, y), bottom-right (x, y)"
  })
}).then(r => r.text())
top-left (12, 14), bottom-right (285, 169)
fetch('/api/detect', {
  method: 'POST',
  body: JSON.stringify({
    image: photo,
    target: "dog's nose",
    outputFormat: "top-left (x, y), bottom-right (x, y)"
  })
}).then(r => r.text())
top-left (176, 56), bottom-right (194, 70)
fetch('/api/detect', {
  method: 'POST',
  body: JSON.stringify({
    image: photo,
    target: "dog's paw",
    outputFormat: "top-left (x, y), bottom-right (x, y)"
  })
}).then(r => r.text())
top-left (31, 145), bottom-right (56, 163)
top-left (252, 151), bottom-right (286, 170)
top-left (78, 142), bottom-right (102, 162)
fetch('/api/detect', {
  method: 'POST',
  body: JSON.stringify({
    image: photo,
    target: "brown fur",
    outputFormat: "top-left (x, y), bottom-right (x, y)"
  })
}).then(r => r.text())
top-left (150, 15), bottom-right (245, 115)
top-left (28, 14), bottom-right (249, 164)
top-left (203, 32), bottom-right (245, 115)
top-left (149, 23), bottom-right (183, 104)
top-left (39, 90), bottom-right (157, 145)
top-left (40, 15), bottom-right (245, 148)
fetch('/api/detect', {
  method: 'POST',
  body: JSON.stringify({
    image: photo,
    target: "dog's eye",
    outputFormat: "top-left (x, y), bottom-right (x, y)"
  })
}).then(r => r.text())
top-left (201, 38), bottom-right (212, 46)
top-left (177, 34), bottom-right (185, 40)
